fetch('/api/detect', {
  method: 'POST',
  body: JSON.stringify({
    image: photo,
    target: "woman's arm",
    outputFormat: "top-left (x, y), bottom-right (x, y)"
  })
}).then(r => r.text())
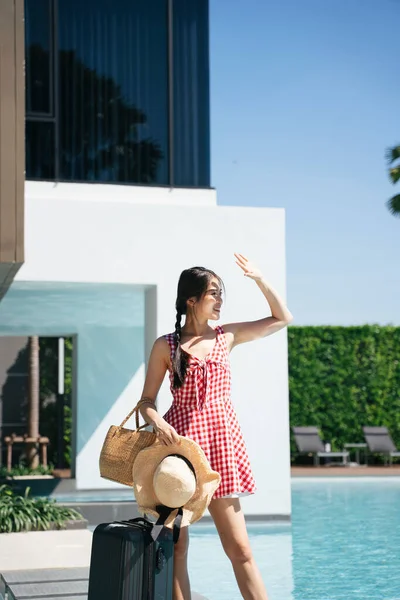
top-left (138, 337), bottom-right (180, 444)
top-left (223, 253), bottom-right (293, 349)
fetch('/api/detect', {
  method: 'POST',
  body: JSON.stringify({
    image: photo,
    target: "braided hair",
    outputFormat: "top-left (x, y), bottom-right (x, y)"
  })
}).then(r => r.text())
top-left (172, 267), bottom-right (224, 388)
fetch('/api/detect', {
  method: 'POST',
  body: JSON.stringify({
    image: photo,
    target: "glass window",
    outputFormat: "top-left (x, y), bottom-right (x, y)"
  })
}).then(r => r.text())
top-left (24, 0), bottom-right (211, 188)
top-left (57, 0), bottom-right (169, 185)
top-left (25, 0), bottom-right (52, 115)
top-left (26, 121), bottom-right (55, 179)
top-left (173, 0), bottom-right (210, 187)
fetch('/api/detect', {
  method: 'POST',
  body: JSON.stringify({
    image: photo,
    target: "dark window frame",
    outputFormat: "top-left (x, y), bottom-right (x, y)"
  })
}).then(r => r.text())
top-left (25, 0), bottom-right (59, 179)
top-left (167, 0), bottom-right (174, 187)
top-left (25, 0), bottom-right (55, 119)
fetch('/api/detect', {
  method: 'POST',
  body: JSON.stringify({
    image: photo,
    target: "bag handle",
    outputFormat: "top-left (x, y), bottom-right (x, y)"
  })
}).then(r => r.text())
top-left (151, 506), bottom-right (183, 544)
top-left (119, 398), bottom-right (157, 431)
top-left (123, 510), bottom-right (182, 545)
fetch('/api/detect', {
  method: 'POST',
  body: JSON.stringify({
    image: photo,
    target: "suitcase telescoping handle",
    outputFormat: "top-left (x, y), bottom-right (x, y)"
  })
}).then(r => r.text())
top-left (124, 517), bottom-right (152, 530)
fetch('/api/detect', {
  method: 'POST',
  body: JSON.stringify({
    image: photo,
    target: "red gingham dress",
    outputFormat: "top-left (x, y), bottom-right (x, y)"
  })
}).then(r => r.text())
top-left (163, 325), bottom-right (256, 499)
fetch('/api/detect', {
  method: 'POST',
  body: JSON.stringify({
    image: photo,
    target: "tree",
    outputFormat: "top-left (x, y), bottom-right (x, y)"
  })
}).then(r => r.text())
top-left (386, 144), bottom-right (400, 217)
top-left (27, 44), bottom-right (164, 183)
top-left (26, 336), bottom-right (40, 469)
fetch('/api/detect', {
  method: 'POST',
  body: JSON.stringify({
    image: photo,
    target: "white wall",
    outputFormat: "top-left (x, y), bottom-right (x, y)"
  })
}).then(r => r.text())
top-left (18, 181), bottom-right (291, 517)
top-left (0, 282), bottom-right (146, 483)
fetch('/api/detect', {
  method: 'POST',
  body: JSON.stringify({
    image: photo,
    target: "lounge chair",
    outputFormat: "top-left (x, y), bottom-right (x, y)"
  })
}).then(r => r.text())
top-left (362, 427), bottom-right (400, 465)
top-left (292, 426), bottom-right (349, 466)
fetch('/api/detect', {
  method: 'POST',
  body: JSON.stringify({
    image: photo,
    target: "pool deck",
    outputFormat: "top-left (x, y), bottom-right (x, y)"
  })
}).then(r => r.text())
top-left (0, 529), bottom-right (208, 600)
top-left (2, 470), bottom-right (399, 599)
top-left (291, 466), bottom-right (400, 476)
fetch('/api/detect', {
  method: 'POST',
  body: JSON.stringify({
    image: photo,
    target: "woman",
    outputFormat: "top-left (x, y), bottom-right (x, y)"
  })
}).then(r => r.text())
top-left (139, 253), bottom-right (293, 600)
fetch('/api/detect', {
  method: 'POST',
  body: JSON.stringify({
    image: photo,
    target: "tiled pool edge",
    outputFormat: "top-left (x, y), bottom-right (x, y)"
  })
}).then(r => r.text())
top-left (61, 501), bottom-right (292, 526)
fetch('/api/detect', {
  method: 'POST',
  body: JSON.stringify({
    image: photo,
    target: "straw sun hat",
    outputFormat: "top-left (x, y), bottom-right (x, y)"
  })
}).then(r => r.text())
top-left (132, 436), bottom-right (221, 528)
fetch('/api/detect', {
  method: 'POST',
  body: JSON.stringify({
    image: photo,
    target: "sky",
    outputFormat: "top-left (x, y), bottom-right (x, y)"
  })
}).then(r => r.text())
top-left (209, 0), bottom-right (400, 326)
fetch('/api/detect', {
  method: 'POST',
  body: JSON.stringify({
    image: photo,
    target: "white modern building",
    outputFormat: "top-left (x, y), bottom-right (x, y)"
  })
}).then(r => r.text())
top-left (0, 0), bottom-right (291, 519)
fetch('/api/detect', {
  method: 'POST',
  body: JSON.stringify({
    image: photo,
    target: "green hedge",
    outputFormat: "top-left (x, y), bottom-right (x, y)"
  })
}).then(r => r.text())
top-left (39, 337), bottom-right (73, 468)
top-left (288, 325), bottom-right (400, 463)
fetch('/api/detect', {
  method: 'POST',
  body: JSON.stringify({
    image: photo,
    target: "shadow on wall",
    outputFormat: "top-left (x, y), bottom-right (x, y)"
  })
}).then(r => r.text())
top-left (0, 337), bottom-right (73, 469)
top-left (0, 339), bottom-right (29, 465)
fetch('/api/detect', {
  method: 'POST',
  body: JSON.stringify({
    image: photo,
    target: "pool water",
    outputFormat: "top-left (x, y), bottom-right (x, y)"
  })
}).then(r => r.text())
top-left (188, 478), bottom-right (400, 600)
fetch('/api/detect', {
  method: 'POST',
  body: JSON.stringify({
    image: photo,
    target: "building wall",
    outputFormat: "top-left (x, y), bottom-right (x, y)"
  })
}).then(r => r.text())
top-left (2, 181), bottom-right (292, 517)
top-left (0, 0), bottom-right (25, 298)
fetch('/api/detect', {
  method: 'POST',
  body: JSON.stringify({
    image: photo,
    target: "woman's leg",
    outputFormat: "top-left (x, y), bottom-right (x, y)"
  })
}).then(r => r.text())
top-left (173, 525), bottom-right (191, 600)
top-left (208, 498), bottom-right (269, 600)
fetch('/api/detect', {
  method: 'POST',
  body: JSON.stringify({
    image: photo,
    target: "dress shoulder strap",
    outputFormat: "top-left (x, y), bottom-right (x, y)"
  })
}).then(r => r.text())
top-left (215, 325), bottom-right (229, 354)
top-left (164, 333), bottom-right (177, 357)
top-left (215, 324), bottom-right (226, 340)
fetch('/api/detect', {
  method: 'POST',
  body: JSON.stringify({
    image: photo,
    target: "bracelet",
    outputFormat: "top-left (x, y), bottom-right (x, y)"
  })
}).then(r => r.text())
top-left (137, 397), bottom-right (157, 410)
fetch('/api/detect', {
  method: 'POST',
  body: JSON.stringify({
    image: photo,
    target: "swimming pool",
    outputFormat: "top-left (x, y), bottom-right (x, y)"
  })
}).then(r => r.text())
top-left (188, 478), bottom-right (400, 600)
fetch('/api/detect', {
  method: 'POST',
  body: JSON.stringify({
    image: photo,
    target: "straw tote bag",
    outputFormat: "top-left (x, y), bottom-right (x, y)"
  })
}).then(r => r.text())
top-left (99, 399), bottom-right (157, 487)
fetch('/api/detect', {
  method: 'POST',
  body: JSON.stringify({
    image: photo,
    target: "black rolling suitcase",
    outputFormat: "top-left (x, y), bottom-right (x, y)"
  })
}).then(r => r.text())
top-left (87, 515), bottom-right (179, 600)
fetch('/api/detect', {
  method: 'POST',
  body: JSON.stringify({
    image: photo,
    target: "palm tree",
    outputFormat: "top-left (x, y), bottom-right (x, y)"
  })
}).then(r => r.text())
top-left (386, 144), bottom-right (400, 217)
top-left (26, 336), bottom-right (40, 469)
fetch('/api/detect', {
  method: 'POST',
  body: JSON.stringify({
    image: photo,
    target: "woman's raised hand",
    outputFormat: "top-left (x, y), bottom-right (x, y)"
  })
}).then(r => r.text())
top-left (234, 253), bottom-right (263, 282)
